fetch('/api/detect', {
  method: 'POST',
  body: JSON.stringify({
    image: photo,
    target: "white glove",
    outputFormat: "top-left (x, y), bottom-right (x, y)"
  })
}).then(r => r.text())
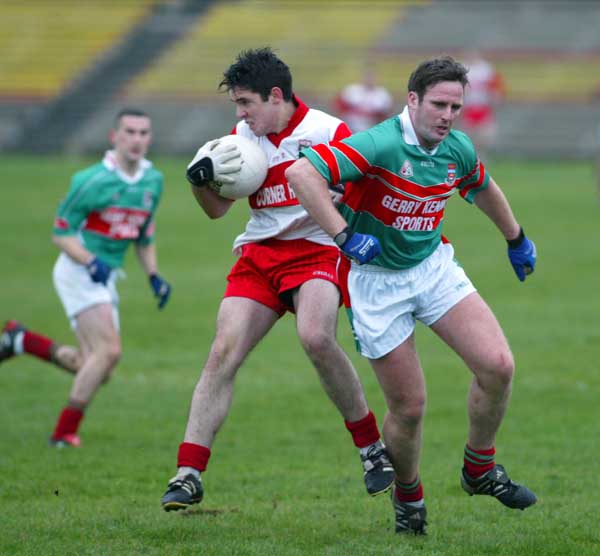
top-left (186, 139), bottom-right (242, 186)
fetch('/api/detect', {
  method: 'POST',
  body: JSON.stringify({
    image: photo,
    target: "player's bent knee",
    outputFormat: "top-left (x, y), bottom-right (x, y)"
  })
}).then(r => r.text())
top-left (477, 350), bottom-right (514, 387)
top-left (106, 346), bottom-right (122, 367)
top-left (490, 349), bottom-right (514, 384)
top-left (388, 397), bottom-right (426, 429)
top-left (298, 328), bottom-right (333, 359)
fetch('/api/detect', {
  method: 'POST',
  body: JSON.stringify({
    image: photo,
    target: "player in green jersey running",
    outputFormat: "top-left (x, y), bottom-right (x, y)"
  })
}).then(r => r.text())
top-left (286, 56), bottom-right (537, 535)
top-left (0, 108), bottom-right (171, 447)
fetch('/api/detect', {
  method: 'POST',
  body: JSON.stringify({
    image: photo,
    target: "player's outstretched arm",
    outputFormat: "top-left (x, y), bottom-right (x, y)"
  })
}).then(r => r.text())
top-left (286, 158), bottom-right (347, 237)
top-left (473, 178), bottom-right (536, 281)
top-left (286, 158), bottom-right (381, 265)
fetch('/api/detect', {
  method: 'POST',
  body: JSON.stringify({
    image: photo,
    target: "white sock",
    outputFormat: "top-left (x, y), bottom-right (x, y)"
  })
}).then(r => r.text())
top-left (359, 439), bottom-right (384, 457)
top-left (403, 499), bottom-right (425, 508)
top-left (13, 331), bottom-right (25, 355)
top-left (177, 466), bottom-right (201, 480)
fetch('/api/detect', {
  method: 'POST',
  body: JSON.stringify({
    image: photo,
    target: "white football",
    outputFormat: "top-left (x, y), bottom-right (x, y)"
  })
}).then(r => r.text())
top-left (215, 134), bottom-right (268, 200)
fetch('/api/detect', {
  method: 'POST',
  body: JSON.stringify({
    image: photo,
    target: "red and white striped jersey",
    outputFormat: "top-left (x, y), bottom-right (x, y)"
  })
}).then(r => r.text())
top-left (232, 97), bottom-right (351, 253)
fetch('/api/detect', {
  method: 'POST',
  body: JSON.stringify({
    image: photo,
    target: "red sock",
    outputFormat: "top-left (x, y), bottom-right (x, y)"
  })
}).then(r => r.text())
top-left (394, 477), bottom-right (424, 503)
top-left (22, 330), bottom-right (54, 361)
top-left (464, 445), bottom-right (496, 478)
top-left (345, 410), bottom-right (381, 448)
top-left (177, 442), bottom-right (211, 471)
top-left (52, 407), bottom-right (84, 439)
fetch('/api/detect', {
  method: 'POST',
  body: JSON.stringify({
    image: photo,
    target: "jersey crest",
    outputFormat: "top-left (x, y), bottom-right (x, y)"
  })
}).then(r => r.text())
top-left (446, 163), bottom-right (457, 186)
top-left (400, 159), bottom-right (413, 177)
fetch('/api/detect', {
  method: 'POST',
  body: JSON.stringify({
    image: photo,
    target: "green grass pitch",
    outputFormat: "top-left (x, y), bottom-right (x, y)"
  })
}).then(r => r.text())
top-left (0, 154), bottom-right (598, 555)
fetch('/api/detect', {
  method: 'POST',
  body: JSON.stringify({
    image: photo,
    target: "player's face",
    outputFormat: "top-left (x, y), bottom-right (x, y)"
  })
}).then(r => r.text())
top-left (111, 115), bottom-right (152, 164)
top-left (229, 87), bottom-right (280, 136)
top-left (408, 81), bottom-right (464, 149)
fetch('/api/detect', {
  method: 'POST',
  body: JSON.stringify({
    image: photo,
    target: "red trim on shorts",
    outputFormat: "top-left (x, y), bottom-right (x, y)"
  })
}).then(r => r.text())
top-left (338, 255), bottom-right (352, 309)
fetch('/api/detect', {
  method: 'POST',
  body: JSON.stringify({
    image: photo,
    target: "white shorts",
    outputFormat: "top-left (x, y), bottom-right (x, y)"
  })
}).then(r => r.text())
top-left (52, 252), bottom-right (120, 330)
top-left (347, 242), bottom-right (476, 359)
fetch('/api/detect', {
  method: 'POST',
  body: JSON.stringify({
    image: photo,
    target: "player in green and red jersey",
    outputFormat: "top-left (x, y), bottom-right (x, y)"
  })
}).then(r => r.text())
top-left (286, 56), bottom-right (537, 535)
top-left (0, 108), bottom-right (171, 447)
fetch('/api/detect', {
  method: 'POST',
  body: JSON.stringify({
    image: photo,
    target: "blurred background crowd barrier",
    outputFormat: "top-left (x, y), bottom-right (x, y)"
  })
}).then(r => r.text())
top-left (1, 0), bottom-right (598, 159)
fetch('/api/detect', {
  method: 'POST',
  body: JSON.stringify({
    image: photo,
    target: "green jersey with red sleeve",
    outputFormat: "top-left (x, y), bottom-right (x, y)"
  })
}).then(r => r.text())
top-left (300, 106), bottom-right (490, 270)
top-left (53, 151), bottom-right (164, 268)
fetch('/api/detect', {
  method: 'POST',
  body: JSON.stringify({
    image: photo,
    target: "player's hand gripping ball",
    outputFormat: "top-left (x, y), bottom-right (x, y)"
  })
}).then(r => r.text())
top-left (186, 135), bottom-right (268, 200)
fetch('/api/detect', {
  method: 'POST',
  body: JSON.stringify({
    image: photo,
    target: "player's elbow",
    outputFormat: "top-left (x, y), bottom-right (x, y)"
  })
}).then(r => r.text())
top-left (51, 234), bottom-right (66, 250)
top-left (285, 158), bottom-right (310, 190)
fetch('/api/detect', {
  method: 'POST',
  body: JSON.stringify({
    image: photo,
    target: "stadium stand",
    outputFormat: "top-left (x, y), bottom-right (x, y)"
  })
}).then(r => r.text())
top-left (4, 0), bottom-right (212, 152)
top-left (0, 1), bottom-right (154, 98)
top-left (126, 1), bottom-right (418, 99)
top-left (0, 0), bottom-right (598, 158)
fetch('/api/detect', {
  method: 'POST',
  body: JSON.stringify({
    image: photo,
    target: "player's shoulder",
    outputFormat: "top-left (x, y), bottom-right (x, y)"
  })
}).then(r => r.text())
top-left (145, 164), bottom-right (164, 181)
top-left (445, 129), bottom-right (478, 169)
top-left (71, 161), bottom-right (109, 186)
top-left (303, 107), bottom-right (345, 129)
top-left (446, 128), bottom-right (476, 154)
top-left (361, 114), bottom-right (402, 143)
top-left (296, 107), bottom-right (352, 143)
top-left (346, 115), bottom-right (401, 158)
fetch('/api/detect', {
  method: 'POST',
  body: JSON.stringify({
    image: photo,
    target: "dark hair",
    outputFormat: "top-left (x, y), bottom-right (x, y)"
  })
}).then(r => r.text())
top-left (114, 107), bottom-right (150, 126)
top-left (219, 47), bottom-right (293, 101)
top-left (407, 56), bottom-right (469, 101)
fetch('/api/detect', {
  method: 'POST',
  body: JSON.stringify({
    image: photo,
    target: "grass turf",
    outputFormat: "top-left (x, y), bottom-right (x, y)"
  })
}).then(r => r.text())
top-left (0, 155), bottom-right (598, 555)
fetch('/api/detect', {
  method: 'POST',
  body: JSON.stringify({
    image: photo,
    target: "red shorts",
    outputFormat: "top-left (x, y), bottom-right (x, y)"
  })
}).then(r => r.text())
top-left (225, 238), bottom-right (341, 315)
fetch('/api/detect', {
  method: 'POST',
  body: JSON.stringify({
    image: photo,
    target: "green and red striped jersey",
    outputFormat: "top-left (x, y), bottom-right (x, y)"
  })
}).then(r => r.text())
top-left (300, 107), bottom-right (489, 269)
top-left (53, 151), bottom-right (163, 268)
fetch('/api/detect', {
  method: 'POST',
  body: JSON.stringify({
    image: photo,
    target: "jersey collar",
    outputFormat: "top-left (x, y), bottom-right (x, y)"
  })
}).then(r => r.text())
top-left (266, 94), bottom-right (309, 147)
top-left (399, 105), bottom-right (440, 156)
top-left (103, 150), bottom-right (152, 184)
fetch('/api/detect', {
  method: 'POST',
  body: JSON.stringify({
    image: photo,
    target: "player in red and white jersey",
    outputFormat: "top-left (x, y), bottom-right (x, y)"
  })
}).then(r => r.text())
top-left (231, 98), bottom-right (349, 250)
top-left (334, 68), bottom-right (395, 133)
top-left (160, 48), bottom-right (393, 513)
top-left (459, 51), bottom-right (505, 158)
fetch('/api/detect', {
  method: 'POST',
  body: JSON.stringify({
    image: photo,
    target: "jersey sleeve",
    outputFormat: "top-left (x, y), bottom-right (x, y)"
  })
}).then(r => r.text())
top-left (53, 173), bottom-right (93, 236)
top-left (137, 217), bottom-right (156, 246)
top-left (300, 128), bottom-right (377, 185)
top-left (454, 133), bottom-right (490, 204)
top-left (136, 173), bottom-right (164, 246)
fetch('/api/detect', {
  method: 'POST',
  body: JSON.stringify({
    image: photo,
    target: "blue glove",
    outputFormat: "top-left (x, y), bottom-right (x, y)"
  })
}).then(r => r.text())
top-left (334, 227), bottom-right (382, 265)
top-left (149, 274), bottom-right (171, 309)
top-left (86, 256), bottom-right (112, 285)
top-left (507, 228), bottom-right (536, 282)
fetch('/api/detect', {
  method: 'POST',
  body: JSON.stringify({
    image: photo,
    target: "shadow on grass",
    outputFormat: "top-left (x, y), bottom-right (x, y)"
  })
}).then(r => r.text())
top-left (177, 507), bottom-right (241, 518)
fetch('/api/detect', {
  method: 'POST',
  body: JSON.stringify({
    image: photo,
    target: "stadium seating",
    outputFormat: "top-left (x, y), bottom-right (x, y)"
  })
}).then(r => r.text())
top-left (126, 1), bottom-right (424, 99)
top-left (0, 0), bottom-right (598, 158)
top-left (125, 0), bottom-right (599, 104)
top-left (0, 1), bottom-right (154, 98)
top-left (377, 0), bottom-right (600, 103)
